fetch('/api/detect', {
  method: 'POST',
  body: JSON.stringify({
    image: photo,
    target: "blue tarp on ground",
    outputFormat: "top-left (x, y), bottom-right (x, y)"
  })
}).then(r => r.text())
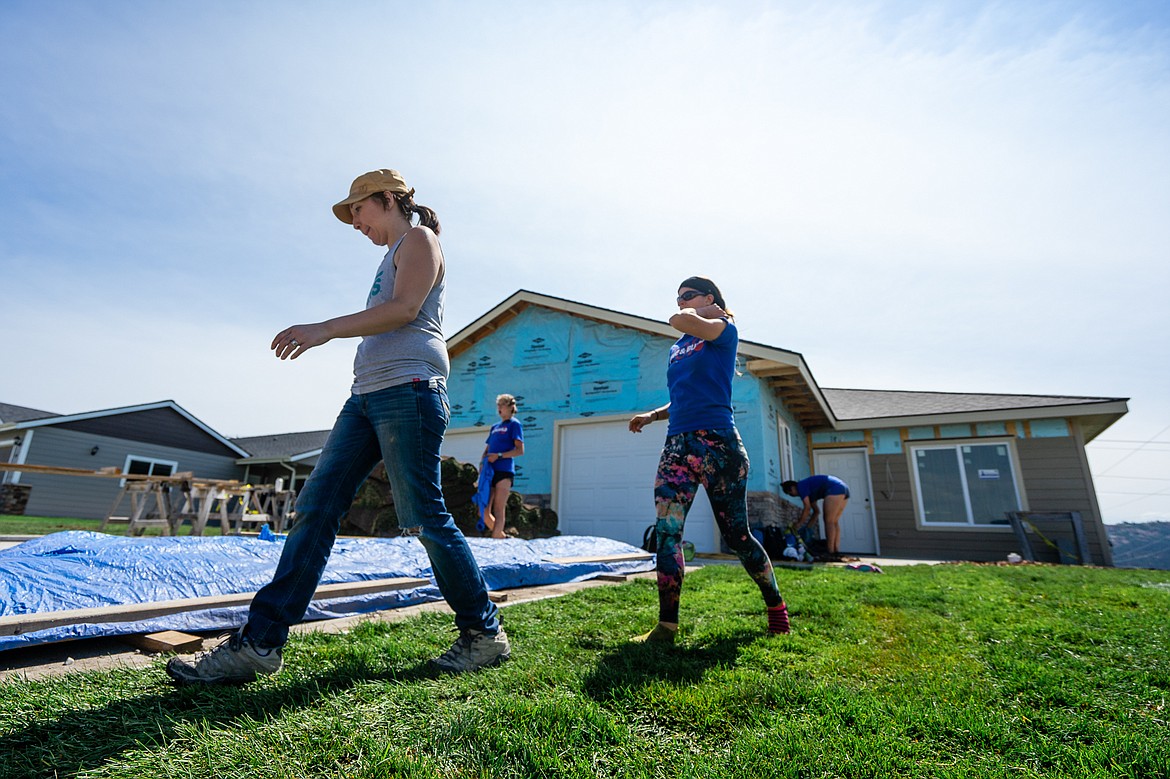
top-left (0, 531), bottom-right (654, 652)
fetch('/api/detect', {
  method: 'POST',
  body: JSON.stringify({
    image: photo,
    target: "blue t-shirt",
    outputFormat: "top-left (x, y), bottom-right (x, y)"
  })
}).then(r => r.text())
top-left (666, 320), bottom-right (737, 435)
top-left (798, 475), bottom-right (849, 501)
top-left (485, 418), bottom-right (524, 474)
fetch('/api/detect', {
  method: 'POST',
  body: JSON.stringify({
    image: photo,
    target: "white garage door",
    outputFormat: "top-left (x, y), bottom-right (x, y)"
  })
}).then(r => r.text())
top-left (555, 417), bottom-right (720, 553)
top-left (441, 427), bottom-right (488, 468)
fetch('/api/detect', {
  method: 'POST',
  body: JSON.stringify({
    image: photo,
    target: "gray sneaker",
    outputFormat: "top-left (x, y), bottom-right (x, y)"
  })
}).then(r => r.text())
top-left (431, 627), bottom-right (511, 674)
top-left (165, 629), bottom-right (283, 685)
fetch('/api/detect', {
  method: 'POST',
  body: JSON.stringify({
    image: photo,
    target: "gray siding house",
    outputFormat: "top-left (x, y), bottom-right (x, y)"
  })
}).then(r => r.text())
top-left (437, 290), bottom-right (1127, 564)
top-left (1, 401), bottom-right (248, 520)
top-left (812, 389), bottom-right (1122, 565)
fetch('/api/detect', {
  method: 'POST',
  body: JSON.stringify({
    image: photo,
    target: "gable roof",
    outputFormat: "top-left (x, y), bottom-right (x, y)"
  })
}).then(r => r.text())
top-left (446, 290), bottom-right (1128, 440)
top-left (823, 388), bottom-right (1128, 441)
top-left (0, 402), bottom-right (59, 425)
top-left (0, 400), bottom-right (250, 457)
top-left (233, 430), bottom-right (331, 463)
top-left (448, 289), bottom-right (835, 428)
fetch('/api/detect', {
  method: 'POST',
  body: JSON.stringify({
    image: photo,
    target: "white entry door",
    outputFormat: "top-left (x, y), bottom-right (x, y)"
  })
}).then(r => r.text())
top-left (555, 417), bottom-right (720, 552)
top-left (812, 448), bottom-right (878, 555)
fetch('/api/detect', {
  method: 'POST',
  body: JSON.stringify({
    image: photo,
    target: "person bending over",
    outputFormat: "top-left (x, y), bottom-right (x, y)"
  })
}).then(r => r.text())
top-left (782, 475), bottom-right (850, 559)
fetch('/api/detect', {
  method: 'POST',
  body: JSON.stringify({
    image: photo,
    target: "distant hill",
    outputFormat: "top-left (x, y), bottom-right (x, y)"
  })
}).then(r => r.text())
top-left (1107, 521), bottom-right (1170, 570)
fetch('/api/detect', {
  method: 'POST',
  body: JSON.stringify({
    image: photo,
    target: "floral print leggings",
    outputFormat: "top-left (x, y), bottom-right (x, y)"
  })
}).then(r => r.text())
top-left (653, 428), bottom-right (783, 624)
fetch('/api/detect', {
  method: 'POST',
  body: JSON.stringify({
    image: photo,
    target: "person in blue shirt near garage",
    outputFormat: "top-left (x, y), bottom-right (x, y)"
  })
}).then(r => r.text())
top-left (481, 394), bottom-right (525, 539)
top-left (782, 475), bottom-right (851, 560)
top-left (628, 276), bottom-right (790, 643)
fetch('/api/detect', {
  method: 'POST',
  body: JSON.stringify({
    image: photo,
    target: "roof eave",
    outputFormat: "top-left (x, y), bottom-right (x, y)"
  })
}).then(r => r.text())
top-left (742, 357), bottom-right (836, 428)
top-left (448, 290), bottom-right (683, 355)
top-left (236, 448), bottom-right (324, 465)
top-left (7, 400), bottom-right (251, 457)
top-left (448, 289), bottom-right (837, 426)
top-left (829, 399), bottom-right (1129, 437)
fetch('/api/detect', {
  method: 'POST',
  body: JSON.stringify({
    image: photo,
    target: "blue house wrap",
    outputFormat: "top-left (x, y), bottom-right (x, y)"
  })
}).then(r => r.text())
top-left (445, 301), bottom-right (809, 500)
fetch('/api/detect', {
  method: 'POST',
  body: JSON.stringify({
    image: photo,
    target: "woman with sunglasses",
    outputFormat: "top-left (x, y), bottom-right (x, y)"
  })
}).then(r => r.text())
top-left (628, 277), bottom-right (790, 642)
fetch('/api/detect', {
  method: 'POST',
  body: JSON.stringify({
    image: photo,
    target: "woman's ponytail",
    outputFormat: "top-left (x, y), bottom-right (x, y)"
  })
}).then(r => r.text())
top-left (411, 203), bottom-right (441, 235)
top-left (394, 191), bottom-right (441, 235)
top-left (371, 190), bottom-right (442, 235)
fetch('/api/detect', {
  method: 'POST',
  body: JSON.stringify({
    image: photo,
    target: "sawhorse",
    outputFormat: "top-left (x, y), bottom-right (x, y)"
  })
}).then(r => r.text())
top-left (1006, 511), bottom-right (1092, 565)
top-left (101, 481), bottom-right (178, 536)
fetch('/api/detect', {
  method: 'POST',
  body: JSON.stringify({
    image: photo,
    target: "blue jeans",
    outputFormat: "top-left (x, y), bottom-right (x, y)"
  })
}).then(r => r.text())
top-left (246, 379), bottom-right (500, 647)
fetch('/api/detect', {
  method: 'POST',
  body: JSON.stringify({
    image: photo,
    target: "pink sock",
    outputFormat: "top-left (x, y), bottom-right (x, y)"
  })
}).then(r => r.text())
top-left (768, 602), bottom-right (790, 635)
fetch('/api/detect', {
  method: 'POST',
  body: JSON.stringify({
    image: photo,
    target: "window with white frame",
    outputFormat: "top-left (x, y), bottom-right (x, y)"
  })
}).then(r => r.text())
top-left (910, 441), bottom-right (1021, 526)
top-left (122, 456), bottom-right (178, 483)
top-left (776, 415), bottom-right (795, 482)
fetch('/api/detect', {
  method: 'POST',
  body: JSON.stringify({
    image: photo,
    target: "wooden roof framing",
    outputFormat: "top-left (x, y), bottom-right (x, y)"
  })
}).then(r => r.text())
top-left (745, 359), bottom-right (832, 428)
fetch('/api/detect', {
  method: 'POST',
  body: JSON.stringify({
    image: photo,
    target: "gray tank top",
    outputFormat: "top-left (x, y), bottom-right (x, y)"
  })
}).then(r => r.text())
top-left (351, 232), bottom-right (449, 394)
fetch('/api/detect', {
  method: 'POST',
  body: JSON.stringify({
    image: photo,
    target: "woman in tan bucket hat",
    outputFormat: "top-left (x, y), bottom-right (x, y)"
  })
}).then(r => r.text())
top-left (166, 170), bottom-right (510, 684)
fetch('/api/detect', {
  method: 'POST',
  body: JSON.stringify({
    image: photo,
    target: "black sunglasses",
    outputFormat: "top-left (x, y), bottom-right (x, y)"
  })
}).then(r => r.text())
top-left (677, 290), bottom-right (709, 303)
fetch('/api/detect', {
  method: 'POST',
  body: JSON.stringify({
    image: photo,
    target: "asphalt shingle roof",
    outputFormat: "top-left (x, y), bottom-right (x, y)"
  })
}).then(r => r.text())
top-left (0, 402), bottom-right (60, 425)
top-left (822, 388), bottom-right (1126, 421)
top-left (232, 430), bottom-right (331, 459)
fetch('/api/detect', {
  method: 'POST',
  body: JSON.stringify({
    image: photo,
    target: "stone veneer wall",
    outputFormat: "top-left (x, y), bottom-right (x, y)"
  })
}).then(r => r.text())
top-left (747, 491), bottom-right (802, 528)
top-left (0, 484), bottom-right (32, 515)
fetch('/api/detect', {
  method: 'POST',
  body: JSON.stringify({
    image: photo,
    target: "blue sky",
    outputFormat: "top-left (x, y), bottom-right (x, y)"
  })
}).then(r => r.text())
top-left (2, 0), bottom-right (1168, 523)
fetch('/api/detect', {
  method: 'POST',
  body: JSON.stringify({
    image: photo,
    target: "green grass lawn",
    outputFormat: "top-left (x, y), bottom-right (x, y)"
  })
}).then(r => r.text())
top-left (0, 515), bottom-right (205, 537)
top-left (1, 563), bottom-right (1168, 778)
top-left (0, 514), bottom-right (104, 535)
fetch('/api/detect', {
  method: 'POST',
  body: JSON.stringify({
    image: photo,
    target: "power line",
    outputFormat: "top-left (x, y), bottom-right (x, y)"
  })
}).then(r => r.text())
top-left (1090, 442), bottom-right (1170, 449)
top-left (1095, 475), bottom-right (1170, 482)
top-left (1091, 444), bottom-right (1170, 451)
top-left (1100, 483), bottom-right (1170, 511)
top-left (1096, 423), bottom-right (1170, 477)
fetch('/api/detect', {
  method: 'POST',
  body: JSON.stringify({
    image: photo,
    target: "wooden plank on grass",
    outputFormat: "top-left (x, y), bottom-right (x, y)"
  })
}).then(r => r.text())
top-left (546, 553), bottom-right (653, 564)
top-left (123, 630), bottom-right (204, 653)
top-left (0, 577), bottom-right (428, 636)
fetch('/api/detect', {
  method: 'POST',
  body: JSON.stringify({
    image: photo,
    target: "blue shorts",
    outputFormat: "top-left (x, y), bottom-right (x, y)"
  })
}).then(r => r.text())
top-left (826, 484), bottom-right (850, 499)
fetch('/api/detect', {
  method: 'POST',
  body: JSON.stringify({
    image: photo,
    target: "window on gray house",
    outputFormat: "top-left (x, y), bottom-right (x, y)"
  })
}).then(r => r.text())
top-left (124, 456), bottom-right (178, 478)
top-left (911, 442), bottom-right (1021, 526)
